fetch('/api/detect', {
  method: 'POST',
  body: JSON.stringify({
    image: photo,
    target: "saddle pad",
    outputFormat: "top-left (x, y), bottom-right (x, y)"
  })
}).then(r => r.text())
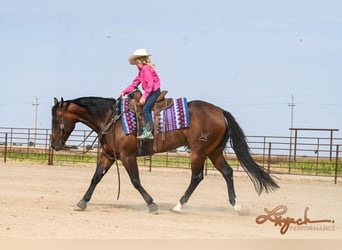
top-left (120, 97), bottom-right (190, 135)
top-left (120, 98), bottom-right (137, 135)
top-left (155, 97), bottom-right (190, 133)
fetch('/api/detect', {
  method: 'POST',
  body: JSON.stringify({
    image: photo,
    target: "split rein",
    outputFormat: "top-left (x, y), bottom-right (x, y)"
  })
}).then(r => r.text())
top-left (98, 100), bottom-right (122, 201)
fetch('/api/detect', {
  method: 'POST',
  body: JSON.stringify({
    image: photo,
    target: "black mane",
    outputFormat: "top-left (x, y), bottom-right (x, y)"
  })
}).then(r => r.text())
top-left (52, 97), bottom-right (117, 119)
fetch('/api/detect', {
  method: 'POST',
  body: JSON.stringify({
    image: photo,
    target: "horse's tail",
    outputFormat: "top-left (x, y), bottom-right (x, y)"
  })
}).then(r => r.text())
top-left (223, 110), bottom-right (279, 194)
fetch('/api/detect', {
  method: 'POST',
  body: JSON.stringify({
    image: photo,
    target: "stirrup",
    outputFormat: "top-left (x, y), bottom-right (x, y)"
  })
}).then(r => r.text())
top-left (136, 133), bottom-right (154, 140)
top-left (136, 128), bottom-right (154, 140)
top-left (145, 132), bottom-right (154, 139)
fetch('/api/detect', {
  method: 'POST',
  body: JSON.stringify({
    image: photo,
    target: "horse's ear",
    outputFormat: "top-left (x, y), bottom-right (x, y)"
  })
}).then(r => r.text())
top-left (61, 97), bottom-right (64, 105)
top-left (54, 97), bottom-right (59, 105)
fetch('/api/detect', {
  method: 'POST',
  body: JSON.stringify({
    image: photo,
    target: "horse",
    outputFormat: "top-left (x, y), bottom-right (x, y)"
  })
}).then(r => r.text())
top-left (51, 95), bottom-right (279, 213)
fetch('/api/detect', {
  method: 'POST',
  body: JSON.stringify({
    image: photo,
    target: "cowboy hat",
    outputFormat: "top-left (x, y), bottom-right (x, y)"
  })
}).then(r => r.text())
top-left (128, 49), bottom-right (152, 65)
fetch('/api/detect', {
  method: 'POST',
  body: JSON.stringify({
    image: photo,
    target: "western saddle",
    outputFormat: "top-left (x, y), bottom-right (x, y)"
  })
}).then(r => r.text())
top-left (131, 89), bottom-right (173, 116)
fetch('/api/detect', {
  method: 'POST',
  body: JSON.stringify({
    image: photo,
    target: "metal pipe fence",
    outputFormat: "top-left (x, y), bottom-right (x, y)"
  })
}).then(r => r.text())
top-left (1, 127), bottom-right (341, 183)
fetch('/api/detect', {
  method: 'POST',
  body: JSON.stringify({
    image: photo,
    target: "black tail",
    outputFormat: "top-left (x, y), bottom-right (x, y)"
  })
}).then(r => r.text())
top-left (223, 110), bottom-right (279, 194)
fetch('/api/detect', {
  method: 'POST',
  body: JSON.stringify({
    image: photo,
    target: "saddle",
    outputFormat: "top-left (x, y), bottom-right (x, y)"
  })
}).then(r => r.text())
top-left (128, 89), bottom-right (173, 154)
top-left (132, 89), bottom-right (173, 118)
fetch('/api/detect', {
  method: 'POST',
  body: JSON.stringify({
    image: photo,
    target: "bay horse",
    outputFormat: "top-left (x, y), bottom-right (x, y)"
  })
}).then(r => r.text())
top-left (51, 96), bottom-right (279, 213)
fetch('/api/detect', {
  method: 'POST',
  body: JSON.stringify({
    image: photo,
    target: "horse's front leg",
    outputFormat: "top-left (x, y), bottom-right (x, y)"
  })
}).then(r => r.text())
top-left (121, 155), bottom-right (159, 213)
top-left (75, 153), bottom-right (114, 211)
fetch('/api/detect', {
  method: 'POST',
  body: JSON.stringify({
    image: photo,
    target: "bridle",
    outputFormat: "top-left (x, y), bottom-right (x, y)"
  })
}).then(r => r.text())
top-left (53, 97), bottom-right (122, 200)
top-left (57, 104), bottom-right (66, 147)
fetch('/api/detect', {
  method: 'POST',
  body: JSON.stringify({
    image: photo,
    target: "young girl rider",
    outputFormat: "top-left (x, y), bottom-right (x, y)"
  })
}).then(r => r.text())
top-left (118, 49), bottom-right (161, 139)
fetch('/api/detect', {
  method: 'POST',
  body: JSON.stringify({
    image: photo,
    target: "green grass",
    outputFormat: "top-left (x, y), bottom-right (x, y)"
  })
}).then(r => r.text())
top-left (1, 152), bottom-right (49, 163)
top-left (1, 150), bottom-right (341, 177)
top-left (276, 159), bottom-right (342, 176)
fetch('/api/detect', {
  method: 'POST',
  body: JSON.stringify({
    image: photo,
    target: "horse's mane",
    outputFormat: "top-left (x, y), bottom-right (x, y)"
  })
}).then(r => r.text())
top-left (72, 96), bottom-right (115, 108)
top-left (52, 97), bottom-right (117, 119)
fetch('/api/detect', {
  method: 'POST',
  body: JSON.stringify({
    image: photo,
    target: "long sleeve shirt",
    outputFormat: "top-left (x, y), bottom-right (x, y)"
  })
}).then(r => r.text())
top-left (122, 64), bottom-right (161, 99)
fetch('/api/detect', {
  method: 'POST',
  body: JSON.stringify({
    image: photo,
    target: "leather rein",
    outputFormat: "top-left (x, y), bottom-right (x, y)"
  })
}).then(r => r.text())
top-left (57, 99), bottom-right (122, 200)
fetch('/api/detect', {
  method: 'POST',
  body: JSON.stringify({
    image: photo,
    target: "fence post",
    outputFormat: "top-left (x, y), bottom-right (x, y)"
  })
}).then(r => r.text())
top-left (4, 133), bottom-right (8, 163)
top-left (335, 145), bottom-right (339, 184)
top-left (149, 155), bottom-right (152, 172)
top-left (166, 151), bottom-right (169, 168)
top-left (315, 138), bottom-right (320, 176)
top-left (330, 130), bottom-right (334, 161)
top-left (267, 142), bottom-right (272, 173)
top-left (48, 135), bottom-right (53, 165)
top-left (294, 129), bottom-right (298, 162)
top-left (262, 136), bottom-right (266, 167)
top-left (82, 130), bottom-right (86, 162)
top-left (27, 128), bottom-right (30, 158)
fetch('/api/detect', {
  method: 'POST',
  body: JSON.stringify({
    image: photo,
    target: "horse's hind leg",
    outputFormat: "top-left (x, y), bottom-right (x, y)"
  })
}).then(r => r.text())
top-left (173, 155), bottom-right (205, 212)
top-left (76, 153), bottom-right (114, 211)
top-left (209, 153), bottom-right (239, 211)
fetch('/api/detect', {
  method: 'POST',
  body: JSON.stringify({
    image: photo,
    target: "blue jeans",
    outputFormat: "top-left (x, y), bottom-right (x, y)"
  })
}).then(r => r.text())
top-left (143, 88), bottom-right (160, 124)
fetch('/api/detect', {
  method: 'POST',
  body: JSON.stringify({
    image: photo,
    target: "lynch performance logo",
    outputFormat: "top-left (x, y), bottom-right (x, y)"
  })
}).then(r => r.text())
top-left (255, 205), bottom-right (335, 235)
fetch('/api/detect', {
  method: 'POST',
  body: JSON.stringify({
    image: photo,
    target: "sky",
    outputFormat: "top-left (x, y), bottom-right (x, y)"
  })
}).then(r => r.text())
top-left (0, 0), bottom-right (341, 138)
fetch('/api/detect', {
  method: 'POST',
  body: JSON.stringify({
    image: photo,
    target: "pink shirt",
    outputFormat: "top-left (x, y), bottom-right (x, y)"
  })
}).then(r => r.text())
top-left (122, 64), bottom-right (161, 99)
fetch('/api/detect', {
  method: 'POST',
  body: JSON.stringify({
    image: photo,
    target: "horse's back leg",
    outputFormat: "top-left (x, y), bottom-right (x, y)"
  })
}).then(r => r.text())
top-left (209, 153), bottom-right (240, 211)
top-left (173, 154), bottom-right (206, 212)
top-left (76, 153), bottom-right (114, 211)
top-left (121, 155), bottom-right (158, 213)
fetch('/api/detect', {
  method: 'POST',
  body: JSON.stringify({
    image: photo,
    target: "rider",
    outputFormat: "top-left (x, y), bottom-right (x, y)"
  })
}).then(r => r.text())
top-left (118, 49), bottom-right (161, 139)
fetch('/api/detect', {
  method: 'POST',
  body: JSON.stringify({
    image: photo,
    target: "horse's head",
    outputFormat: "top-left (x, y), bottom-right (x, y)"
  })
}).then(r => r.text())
top-left (51, 97), bottom-right (76, 150)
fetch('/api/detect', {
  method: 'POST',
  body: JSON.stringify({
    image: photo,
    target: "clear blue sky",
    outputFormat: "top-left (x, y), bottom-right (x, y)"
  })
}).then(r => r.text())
top-left (0, 0), bottom-right (341, 137)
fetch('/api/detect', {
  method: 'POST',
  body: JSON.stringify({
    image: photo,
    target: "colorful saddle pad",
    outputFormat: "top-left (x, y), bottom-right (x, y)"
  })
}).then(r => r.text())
top-left (120, 97), bottom-right (190, 136)
top-left (155, 97), bottom-right (190, 133)
top-left (120, 98), bottom-right (137, 135)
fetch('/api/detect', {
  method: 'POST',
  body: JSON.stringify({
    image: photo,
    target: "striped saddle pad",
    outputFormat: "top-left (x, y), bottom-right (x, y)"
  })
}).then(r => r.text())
top-left (120, 97), bottom-right (190, 136)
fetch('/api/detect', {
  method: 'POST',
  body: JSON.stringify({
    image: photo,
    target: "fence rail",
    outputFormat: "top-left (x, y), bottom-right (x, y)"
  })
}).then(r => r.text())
top-left (1, 127), bottom-right (341, 183)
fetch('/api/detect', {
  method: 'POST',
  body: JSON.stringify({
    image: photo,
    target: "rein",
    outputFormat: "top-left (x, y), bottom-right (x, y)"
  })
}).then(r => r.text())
top-left (58, 105), bottom-right (66, 146)
top-left (98, 98), bottom-right (122, 201)
top-left (58, 98), bottom-right (122, 200)
top-left (59, 105), bottom-right (96, 152)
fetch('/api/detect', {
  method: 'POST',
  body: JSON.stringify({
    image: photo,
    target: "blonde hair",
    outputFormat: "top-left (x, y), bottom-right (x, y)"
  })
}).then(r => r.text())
top-left (136, 56), bottom-right (155, 68)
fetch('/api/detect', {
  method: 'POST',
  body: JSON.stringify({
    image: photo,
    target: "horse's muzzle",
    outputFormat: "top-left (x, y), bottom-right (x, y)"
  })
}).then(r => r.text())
top-left (51, 140), bottom-right (67, 151)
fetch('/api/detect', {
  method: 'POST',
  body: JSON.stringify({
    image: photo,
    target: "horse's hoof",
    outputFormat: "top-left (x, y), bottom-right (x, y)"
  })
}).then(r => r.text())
top-left (234, 203), bottom-right (249, 216)
top-left (74, 199), bottom-right (87, 211)
top-left (234, 203), bottom-right (242, 212)
top-left (171, 208), bottom-right (183, 214)
top-left (148, 202), bottom-right (159, 214)
top-left (172, 201), bottom-right (183, 213)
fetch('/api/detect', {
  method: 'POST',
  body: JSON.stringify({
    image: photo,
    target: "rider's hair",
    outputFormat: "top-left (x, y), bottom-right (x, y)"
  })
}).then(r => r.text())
top-left (136, 56), bottom-right (155, 68)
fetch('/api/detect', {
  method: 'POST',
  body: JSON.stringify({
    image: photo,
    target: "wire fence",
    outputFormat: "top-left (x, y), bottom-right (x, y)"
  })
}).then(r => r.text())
top-left (0, 127), bottom-right (341, 183)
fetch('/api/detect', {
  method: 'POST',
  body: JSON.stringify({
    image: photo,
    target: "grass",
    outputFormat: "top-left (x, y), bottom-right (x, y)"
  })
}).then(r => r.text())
top-left (284, 160), bottom-right (341, 176)
top-left (1, 149), bottom-right (341, 177)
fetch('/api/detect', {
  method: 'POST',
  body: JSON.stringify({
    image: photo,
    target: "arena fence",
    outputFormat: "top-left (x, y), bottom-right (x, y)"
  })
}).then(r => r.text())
top-left (0, 127), bottom-right (341, 183)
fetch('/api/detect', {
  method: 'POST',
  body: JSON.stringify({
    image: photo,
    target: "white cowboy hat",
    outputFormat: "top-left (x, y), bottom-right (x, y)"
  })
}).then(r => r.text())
top-left (128, 49), bottom-right (152, 65)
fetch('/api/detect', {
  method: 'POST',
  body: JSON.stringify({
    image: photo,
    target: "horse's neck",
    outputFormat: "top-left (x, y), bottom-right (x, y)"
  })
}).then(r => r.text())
top-left (68, 98), bottom-right (116, 133)
top-left (75, 109), bottom-right (111, 133)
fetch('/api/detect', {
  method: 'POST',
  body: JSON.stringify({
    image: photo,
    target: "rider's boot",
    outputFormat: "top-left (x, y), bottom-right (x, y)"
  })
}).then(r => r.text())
top-left (137, 122), bottom-right (154, 140)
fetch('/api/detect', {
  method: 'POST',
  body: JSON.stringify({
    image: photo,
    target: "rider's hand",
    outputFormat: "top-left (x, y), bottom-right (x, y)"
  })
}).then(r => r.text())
top-left (118, 92), bottom-right (124, 99)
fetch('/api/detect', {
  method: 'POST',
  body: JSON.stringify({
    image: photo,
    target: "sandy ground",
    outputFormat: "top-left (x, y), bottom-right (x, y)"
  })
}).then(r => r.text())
top-left (0, 161), bottom-right (341, 239)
